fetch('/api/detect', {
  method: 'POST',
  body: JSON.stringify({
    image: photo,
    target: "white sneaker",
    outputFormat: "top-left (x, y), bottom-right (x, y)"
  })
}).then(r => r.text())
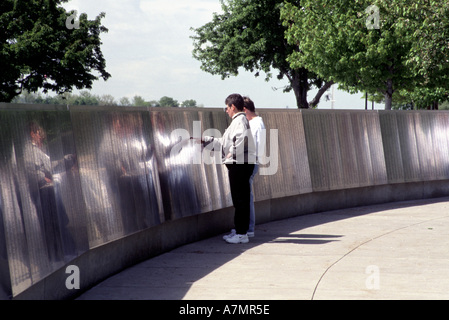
top-left (247, 232), bottom-right (255, 238)
top-left (223, 229), bottom-right (236, 240)
top-left (225, 234), bottom-right (249, 244)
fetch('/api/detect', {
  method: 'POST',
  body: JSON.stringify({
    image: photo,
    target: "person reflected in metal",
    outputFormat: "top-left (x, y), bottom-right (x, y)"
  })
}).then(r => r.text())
top-left (24, 121), bottom-right (76, 263)
top-left (0, 209), bottom-right (12, 299)
top-left (99, 113), bottom-right (160, 235)
top-left (0, 199), bottom-right (12, 300)
top-left (243, 97), bottom-right (266, 238)
top-left (197, 94), bottom-right (256, 244)
top-left (151, 112), bottom-right (199, 220)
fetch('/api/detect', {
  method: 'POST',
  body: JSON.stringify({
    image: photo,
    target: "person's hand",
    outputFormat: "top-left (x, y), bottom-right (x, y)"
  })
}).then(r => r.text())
top-left (190, 137), bottom-right (203, 143)
top-left (52, 174), bottom-right (61, 184)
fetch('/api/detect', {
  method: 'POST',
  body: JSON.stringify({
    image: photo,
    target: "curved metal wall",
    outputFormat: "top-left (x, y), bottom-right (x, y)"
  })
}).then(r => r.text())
top-left (1, 104), bottom-right (449, 299)
top-left (300, 110), bottom-right (388, 191)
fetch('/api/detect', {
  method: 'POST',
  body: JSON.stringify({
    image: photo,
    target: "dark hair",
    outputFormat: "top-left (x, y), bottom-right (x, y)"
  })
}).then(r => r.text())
top-left (27, 121), bottom-right (46, 139)
top-left (225, 93), bottom-right (244, 111)
top-left (243, 96), bottom-right (255, 112)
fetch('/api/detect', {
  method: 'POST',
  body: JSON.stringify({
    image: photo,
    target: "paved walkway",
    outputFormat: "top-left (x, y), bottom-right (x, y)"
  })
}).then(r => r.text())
top-left (77, 197), bottom-right (449, 300)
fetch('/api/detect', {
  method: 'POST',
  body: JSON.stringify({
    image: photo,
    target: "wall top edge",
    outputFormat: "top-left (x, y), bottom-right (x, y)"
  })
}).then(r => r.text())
top-left (0, 103), bottom-right (69, 112)
top-left (2, 103), bottom-right (449, 114)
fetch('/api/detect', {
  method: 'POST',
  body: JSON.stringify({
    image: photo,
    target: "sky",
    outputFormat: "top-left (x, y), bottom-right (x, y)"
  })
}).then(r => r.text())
top-left (62, 0), bottom-right (383, 109)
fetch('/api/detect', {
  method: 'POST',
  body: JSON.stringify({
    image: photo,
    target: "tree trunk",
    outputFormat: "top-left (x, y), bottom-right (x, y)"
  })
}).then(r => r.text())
top-left (433, 101), bottom-right (439, 110)
top-left (290, 68), bottom-right (334, 109)
top-left (291, 69), bottom-right (309, 109)
top-left (384, 79), bottom-right (393, 110)
top-left (309, 80), bottom-right (335, 108)
top-left (384, 93), bottom-right (392, 110)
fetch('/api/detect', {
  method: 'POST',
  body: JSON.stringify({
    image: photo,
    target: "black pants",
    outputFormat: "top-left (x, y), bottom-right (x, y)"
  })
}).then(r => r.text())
top-left (226, 163), bottom-right (255, 235)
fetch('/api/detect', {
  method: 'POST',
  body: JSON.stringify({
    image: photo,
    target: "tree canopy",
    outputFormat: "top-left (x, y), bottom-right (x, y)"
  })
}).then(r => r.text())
top-left (191, 0), bottom-right (333, 109)
top-left (11, 90), bottom-right (200, 108)
top-left (0, 0), bottom-right (111, 102)
top-left (281, 0), bottom-right (449, 109)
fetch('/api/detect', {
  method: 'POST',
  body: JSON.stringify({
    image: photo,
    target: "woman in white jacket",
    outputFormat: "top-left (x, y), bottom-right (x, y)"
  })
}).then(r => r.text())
top-left (243, 97), bottom-right (266, 238)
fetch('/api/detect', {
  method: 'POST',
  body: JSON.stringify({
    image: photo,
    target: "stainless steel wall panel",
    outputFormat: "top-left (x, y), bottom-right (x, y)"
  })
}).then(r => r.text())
top-left (0, 193), bottom-right (12, 300)
top-left (349, 112), bottom-right (388, 187)
top-left (251, 112), bottom-right (276, 199)
top-left (379, 112), bottom-right (405, 183)
top-left (0, 112), bottom-right (21, 299)
top-left (139, 111), bottom-right (165, 224)
top-left (321, 112), bottom-right (345, 190)
top-left (431, 113), bottom-right (449, 179)
top-left (365, 112), bottom-right (388, 185)
top-left (71, 107), bottom-right (165, 247)
top-left (70, 110), bottom-right (119, 247)
top-left (397, 112), bottom-right (421, 182)
top-left (195, 110), bottom-right (232, 210)
top-left (150, 110), bottom-right (200, 220)
top-left (196, 111), bottom-right (230, 209)
top-left (204, 110), bottom-right (233, 208)
top-left (106, 111), bottom-right (161, 233)
top-left (302, 111), bottom-right (329, 191)
top-left (379, 111), bottom-right (449, 184)
top-left (258, 111), bottom-right (311, 198)
top-left (6, 111), bottom-right (54, 292)
top-left (274, 112), bottom-right (298, 196)
top-left (249, 111), bottom-right (281, 200)
top-left (336, 112), bottom-right (360, 188)
top-left (0, 107), bottom-right (89, 296)
top-left (414, 112), bottom-right (437, 181)
top-left (3, 104), bottom-right (449, 299)
top-left (303, 111), bottom-right (347, 191)
top-left (350, 112), bottom-right (374, 186)
top-left (304, 110), bottom-right (388, 191)
top-left (288, 111), bottom-right (313, 195)
top-left (185, 110), bottom-right (226, 214)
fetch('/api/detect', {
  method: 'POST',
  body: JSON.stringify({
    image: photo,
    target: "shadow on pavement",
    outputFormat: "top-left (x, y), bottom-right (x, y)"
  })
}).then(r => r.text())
top-left (76, 197), bottom-right (449, 300)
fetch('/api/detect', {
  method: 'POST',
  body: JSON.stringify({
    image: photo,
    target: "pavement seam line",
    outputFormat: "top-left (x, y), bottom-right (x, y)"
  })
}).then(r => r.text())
top-left (311, 213), bottom-right (449, 300)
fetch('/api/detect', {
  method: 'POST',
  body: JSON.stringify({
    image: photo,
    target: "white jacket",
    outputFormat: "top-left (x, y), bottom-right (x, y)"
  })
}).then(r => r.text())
top-left (203, 112), bottom-right (256, 164)
top-left (249, 116), bottom-right (266, 164)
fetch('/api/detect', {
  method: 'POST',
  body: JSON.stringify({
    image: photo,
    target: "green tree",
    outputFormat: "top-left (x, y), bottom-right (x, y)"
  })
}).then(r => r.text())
top-left (281, 0), bottom-right (449, 110)
top-left (98, 94), bottom-right (117, 106)
top-left (10, 90), bottom-right (42, 104)
top-left (404, 1), bottom-right (449, 90)
top-left (181, 99), bottom-right (197, 108)
top-left (159, 96), bottom-right (179, 107)
top-left (119, 97), bottom-right (131, 106)
top-left (0, 0), bottom-right (111, 102)
top-left (372, 88), bottom-right (449, 110)
top-left (395, 1), bottom-right (449, 109)
top-left (148, 100), bottom-right (160, 107)
top-left (69, 91), bottom-right (99, 105)
top-left (132, 95), bottom-right (149, 107)
top-left (191, 0), bottom-right (333, 109)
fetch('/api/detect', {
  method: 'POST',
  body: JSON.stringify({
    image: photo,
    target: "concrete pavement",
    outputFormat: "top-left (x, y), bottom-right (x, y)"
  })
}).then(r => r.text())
top-left (76, 197), bottom-right (449, 300)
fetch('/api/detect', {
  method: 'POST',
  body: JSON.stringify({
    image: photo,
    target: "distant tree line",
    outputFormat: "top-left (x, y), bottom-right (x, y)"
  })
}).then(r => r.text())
top-left (10, 91), bottom-right (203, 108)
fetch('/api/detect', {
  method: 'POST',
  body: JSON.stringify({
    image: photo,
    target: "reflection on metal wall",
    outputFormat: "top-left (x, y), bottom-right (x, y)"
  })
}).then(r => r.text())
top-left (255, 110), bottom-right (312, 199)
top-left (71, 107), bottom-right (165, 246)
top-left (379, 111), bottom-right (449, 184)
top-left (0, 105), bottom-right (87, 297)
top-left (0, 185), bottom-right (12, 299)
top-left (2, 105), bottom-right (449, 298)
top-left (302, 110), bottom-right (388, 191)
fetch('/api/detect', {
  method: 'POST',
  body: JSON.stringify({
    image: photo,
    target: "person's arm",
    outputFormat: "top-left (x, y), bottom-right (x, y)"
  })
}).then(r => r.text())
top-left (192, 135), bottom-right (222, 150)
